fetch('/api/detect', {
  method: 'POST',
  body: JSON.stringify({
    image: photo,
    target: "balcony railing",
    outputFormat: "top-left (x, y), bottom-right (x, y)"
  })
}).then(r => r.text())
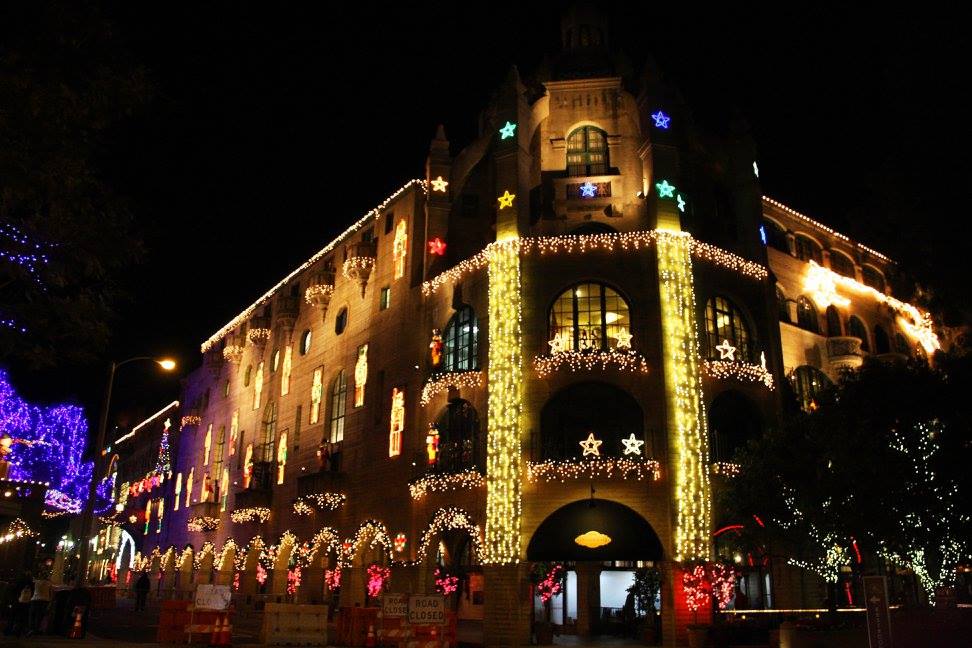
top-left (410, 439), bottom-right (482, 482)
top-left (275, 295), bottom-right (300, 331)
top-left (827, 336), bottom-right (864, 370)
top-left (296, 469), bottom-right (346, 498)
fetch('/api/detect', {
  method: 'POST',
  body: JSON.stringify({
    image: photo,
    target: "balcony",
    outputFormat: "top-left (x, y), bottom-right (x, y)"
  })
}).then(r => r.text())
top-left (188, 500), bottom-right (220, 518)
top-left (234, 461), bottom-right (274, 510)
top-left (343, 241), bottom-right (377, 296)
top-left (827, 336), bottom-right (864, 370)
top-left (274, 295), bottom-right (300, 332)
top-left (296, 469), bottom-right (347, 498)
top-left (408, 440), bottom-right (484, 500)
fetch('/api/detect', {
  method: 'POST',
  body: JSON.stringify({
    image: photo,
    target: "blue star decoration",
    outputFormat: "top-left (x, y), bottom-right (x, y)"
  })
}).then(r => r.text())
top-left (499, 121), bottom-right (517, 139)
top-left (651, 110), bottom-right (671, 129)
top-left (579, 181), bottom-right (597, 198)
top-left (677, 194), bottom-right (686, 213)
top-left (655, 180), bottom-right (676, 198)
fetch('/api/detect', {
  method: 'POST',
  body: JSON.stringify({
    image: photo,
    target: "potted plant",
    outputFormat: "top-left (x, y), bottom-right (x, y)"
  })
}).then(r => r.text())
top-left (530, 562), bottom-right (565, 645)
top-left (627, 566), bottom-right (661, 643)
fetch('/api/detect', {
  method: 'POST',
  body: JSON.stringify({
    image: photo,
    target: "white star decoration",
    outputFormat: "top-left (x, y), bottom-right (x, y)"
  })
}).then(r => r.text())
top-left (760, 351), bottom-right (767, 370)
top-left (715, 339), bottom-right (737, 361)
top-left (753, 161), bottom-right (760, 178)
top-left (579, 181), bottom-right (597, 198)
top-left (579, 433), bottom-right (603, 457)
top-left (621, 433), bottom-right (644, 456)
top-left (431, 176), bottom-right (449, 192)
top-left (548, 334), bottom-right (567, 354)
top-left (613, 328), bottom-right (633, 350)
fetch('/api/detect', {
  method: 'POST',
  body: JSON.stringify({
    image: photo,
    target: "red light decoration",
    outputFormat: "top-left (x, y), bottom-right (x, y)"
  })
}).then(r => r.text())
top-left (433, 567), bottom-right (459, 596)
top-left (712, 524), bottom-right (744, 537)
top-left (393, 532), bottom-right (407, 553)
top-left (366, 563), bottom-right (390, 598)
top-left (851, 538), bottom-right (862, 564)
top-left (682, 564), bottom-right (709, 612)
top-left (428, 238), bottom-right (447, 256)
top-left (325, 568), bottom-right (342, 591)
top-left (753, 515), bottom-right (765, 527)
top-left (844, 580), bottom-right (854, 606)
top-left (536, 564), bottom-right (565, 603)
top-left (708, 563), bottom-right (738, 610)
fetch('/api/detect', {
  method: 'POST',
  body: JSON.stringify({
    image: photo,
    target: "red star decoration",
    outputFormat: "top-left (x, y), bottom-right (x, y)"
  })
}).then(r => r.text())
top-left (428, 237), bottom-right (447, 256)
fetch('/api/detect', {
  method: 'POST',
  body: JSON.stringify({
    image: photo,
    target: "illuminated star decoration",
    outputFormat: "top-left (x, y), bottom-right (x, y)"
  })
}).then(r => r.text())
top-left (753, 161), bottom-right (759, 178)
top-left (655, 180), bottom-right (676, 198)
top-left (613, 328), bottom-right (633, 350)
top-left (621, 433), bottom-right (645, 456)
top-left (677, 194), bottom-right (686, 213)
top-left (579, 433), bottom-right (603, 457)
top-left (428, 238), bottom-right (447, 256)
top-left (548, 334), bottom-right (567, 354)
top-left (497, 190), bottom-right (516, 209)
top-left (431, 176), bottom-right (449, 192)
top-left (760, 352), bottom-right (767, 370)
top-left (499, 121), bottom-right (517, 139)
top-left (715, 339), bottom-right (737, 361)
top-left (579, 181), bottom-right (597, 198)
top-left (650, 110), bottom-right (671, 129)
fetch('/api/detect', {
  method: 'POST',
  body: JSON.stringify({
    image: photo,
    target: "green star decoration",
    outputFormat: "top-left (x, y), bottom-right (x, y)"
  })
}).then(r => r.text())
top-left (655, 180), bottom-right (676, 198)
top-left (499, 121), bottom-right (517, 139)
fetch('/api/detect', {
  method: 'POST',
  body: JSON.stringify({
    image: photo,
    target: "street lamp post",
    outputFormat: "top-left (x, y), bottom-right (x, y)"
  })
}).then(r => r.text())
top-left (75, 356), bottom-right (175, 586)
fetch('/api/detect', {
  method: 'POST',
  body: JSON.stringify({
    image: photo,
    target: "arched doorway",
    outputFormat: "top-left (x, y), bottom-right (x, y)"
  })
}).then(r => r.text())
top-left (527, 499), bottom-right (664, 639)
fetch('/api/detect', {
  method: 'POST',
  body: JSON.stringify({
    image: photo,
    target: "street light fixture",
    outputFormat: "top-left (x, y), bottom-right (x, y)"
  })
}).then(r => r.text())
top-left (75, 356), bottom-right (177, 586)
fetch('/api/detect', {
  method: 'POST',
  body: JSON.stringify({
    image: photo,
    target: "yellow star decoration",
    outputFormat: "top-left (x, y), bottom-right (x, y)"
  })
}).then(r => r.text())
top-left (613, 327), bottom-right (633, 350)
top-left (431, 176), bottom-right (449, 192)
top-left (579, 432), bottom-right (603, 457)
top-left (715, 339), bottom-right (737, 361)
top-left (497, 190), bottom-right (516, 210)
top-left (621, 433), bottom-right (644, 456)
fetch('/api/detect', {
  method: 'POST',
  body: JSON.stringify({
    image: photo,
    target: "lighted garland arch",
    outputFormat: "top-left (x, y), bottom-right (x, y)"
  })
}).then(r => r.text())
top-left (215, 539), bottom-right (238, 572)
top-left (114, 529), bottom-right (136, 572)
top-left (299, 527), bottom-right (342, 568)
top-left (415, 507), bottom-right (484, 564)
top-left (194, 541), bottom-right (215, 571)
top-left (343, 519), bottom-right (394, 568)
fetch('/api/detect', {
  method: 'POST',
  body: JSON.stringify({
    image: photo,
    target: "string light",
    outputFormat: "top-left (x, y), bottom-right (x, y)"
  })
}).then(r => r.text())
top-left (657, 230), bottom-right (712, 562)
top-left (533, 349), bottom-right (649, 378)
top-left (409, 468), bottom-right (484, 500)
top-left (366, 564), bottom-right (391, 598)
top-left (292, 492), bottom-right (346, 515)
top-left (689, 239), bottom-right (768, 280)
top-left (527, 457), bottom-right (661, 483)
top-left (428, 237), bottom-right (447, 256)
top-left (431, 176), bottom-right (449, 192)
top-left (201, 179), bottom-right (427, 352)
top-left (655, 180), bottom-right (676, 198)
top-left (342, 256), bottom-right (375, 294)
top-left (682, 564), bottom-right (709, 612)
top-left (231, 507), bottom-right (271, 524)
top-left (343, 520), bottom-right (393, 568)
top-left (393, 533), bottom-right (407, 553)
top-left (222, 345), bottom-right (244, 364)
top-left (180, 415), bottom-right (201, 430)
top-left (419, 371), bottom-right (483, 407)
top-left (579, 181), bottom-right (597, 198)
top-left (304, 283), bottom-right (334, 307)
top-left (762, 196), bottom-right (891, 263)
top-left (433, 567), bottom-right (459, 595)
top-left (484, 240), bottom-right (523, 565)
top-left (621, 434), bottom-right (645, 456)
top-left (703, 360), bottom-right (775, 390)
top-left (536, 564), bottom-right (565, 603)
top-left (187, 516), bottom-right (220, 532)
top-left (0, 518), bottom-right (38, 545)
top-left (710, 462), bottom-right (741, 477)
top-left (414, 507), bottom-right (484, 564)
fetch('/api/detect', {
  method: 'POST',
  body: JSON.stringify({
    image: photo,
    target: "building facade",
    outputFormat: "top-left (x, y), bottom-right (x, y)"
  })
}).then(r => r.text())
top-left (112, 8), bottom-right (940, 646)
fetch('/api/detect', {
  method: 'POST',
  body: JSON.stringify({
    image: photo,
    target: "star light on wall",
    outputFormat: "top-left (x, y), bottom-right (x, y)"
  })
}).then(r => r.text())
top-left (431, 176), bottom-right (449, 192)
top-left (677, 195), bottom-right (686, 213)
top-left (427, 238), bottom-right (447, 256)
top-left (621, 434), bottom-right (645, 456)
top-left (497, 190), bottom-right (516, 209)
top-left (651, 110), bottom-right (671, 129)
top-left (715, 339), bottom-right (737, 361)
top-left (655, 180), bottom-right (676, 198)
top-left (753, 162), bottom-right (759, 178)
top-left (613, 328), bottom-right (633, 350)
top-left (499, 121), bottom-right (517, 139)
top-left (579, 181), bottom-right (597, 198)
top-left (548, 333), bottom-right (567, 354)
top-left (579, 433), bottom-right (603, 457)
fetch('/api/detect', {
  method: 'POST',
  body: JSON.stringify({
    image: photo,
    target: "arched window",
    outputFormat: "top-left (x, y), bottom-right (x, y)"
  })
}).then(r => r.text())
top-left (329, 370), bottom-right (347, 443)
top-left (705, 296), bottom-right (753, 362)
top-left (862, 266), bottom-right (885, 292)
top-left (566, 126), bottom-right (609, 176)
top-left (791, 366), bottom-right (833, 411)
top-left (432, 400), bottom-right (481, 472)
top-left (777, 287), bottom-right (791, 323)
top-left (894, 333), bottom-right (910, 355)
top-left (708, 391), bottom-right (762, 464)
top-left (763, 219), bottom-right (789, 254)
top-left (549, 283), bottom-right (631, 352)
top-left (335, 307), bottom-right (348, 335)
top-left (796, 297), bottom-right (819, 333)
top-left (260, 402), bottom-right (276, 462)
top-left (794, 235), bottom-right (822, 263)
top-left (443, 306), bottom-right (478, 371)
top-left (874, 325), bottom-right (890, 354)
top-left (826, 305), bottom-right (842, 337)
top-left (213, 425), bottom-right (226, 489)
top-left (828, 251), bottom-right (856, 278)
top-left (848, 316), bottom-right (869, 352)
top-left (540, 382), bottom-right (644, 460)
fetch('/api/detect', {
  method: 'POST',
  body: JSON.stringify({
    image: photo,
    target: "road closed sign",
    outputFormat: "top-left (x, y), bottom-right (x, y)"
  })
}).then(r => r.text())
top-left (408, 595), bottom-right (445, 625)
top-left (381, 593), bottom-right (409, 618)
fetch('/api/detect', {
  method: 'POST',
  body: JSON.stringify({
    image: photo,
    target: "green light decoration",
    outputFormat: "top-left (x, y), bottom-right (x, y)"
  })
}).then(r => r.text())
top-left (499, 121), bottom-right (517, 140)
top-left (655, 180), bottom-right (676, 198)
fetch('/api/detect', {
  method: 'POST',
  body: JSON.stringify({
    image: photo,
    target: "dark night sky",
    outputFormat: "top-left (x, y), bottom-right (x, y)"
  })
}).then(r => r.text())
top-left (7, 2), bottom-right (969, 432)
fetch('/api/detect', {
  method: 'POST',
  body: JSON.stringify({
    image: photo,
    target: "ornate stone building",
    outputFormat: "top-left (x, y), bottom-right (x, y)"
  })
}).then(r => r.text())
top-left (110, 6), bottom-right (939, 646)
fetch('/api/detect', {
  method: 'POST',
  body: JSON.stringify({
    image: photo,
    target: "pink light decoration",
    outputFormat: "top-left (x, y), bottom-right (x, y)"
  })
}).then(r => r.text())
top-left (325, 568), bottom-right (342, 591)
top-left (708, 563), bottom-right (738, 610)
top-left (433, 568), bottom-right (459, 596)
top-left (682, 564), bottom-right (710, 612)
top-left (366, 564), bottom-right (390, 598)
top-left (233, 572), bottom-right (240, 591)
top-left (256, 563), bottom-right (267, 585)
top-left (428, 238), bottom-right (447, 256)
top-left (287, 566), bottom-right (302, 596)
top-left (536, 564), bottom-right (564, 603)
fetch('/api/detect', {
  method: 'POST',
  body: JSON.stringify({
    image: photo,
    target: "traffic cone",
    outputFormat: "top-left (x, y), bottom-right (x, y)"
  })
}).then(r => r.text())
top-left (209, 614), bottom-right (222, 646)
top-left (219, 614), bottom-right (232, 646)
top-left (365, 623), bottom-right (376, 647)
top-left (68, 607), bottom-right (84, 639)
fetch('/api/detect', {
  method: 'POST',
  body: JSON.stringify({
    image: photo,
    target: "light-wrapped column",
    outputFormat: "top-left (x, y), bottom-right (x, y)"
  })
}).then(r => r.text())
top-left (484, 239), bottom-right (523, 564)
top-left (656, 230), bottom-right (712, 561)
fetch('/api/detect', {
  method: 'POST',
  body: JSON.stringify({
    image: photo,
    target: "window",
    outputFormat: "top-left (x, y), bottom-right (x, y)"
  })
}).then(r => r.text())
top-left (229, 410), bottom-right (239, 459)
top-left (380, 286), bottom-right (391, 310)
top-left (796, 297), bottom-right (819, 333)
top-left (763, 219), bottom-right (789, 253)
top-left (776, 287), bottom-right (791, 323)
top-left (184, 468), bottom-right (194, 508)
top-left (705, 296), bottom-right (753, 362)
top-left (300, 330), bottom-right (312, 355)
top-left (829, 251), bottom-right (856, 278)
top-left (310, 366), bottom-right (324, 425)
top-left (213, 426), bottom-right (226, 485)
top-left (203, 424), bottom-right (212, 466)
top-left (566, 126), bottom-right (609, 176)
top-left (862, 266), bottom-right (885, 292)
top-left (271, 348), bottom-right (280, 372)
top-left (874, 325), bottom-right (890, 354)
top-left (260, 401), bottom-right (276, 462)
top-left (294, 405), bottom-right (302, 449)
top-left (549, 283), bottom-right (631, 352)
top-left (826, 305), bottom-right (842, 337)
top-left (794, 235), bottom-right (822, 263)
top-left (174, 473), bottom-right (182, 511)
top-left (791, 366), bottom-right (832, 411)
top-left (244, 365), bottom-right (252, 387)
top-left (848, 316), bottom-right (869, 352)
top-left (242, 445), bottom-right (253, 489)
top-left (384, 212), bottom-right (394, 235)
top-left (335, 307), bottom-right (348, 335)
top-left (253, 362), bottom-right (264, 410)
top-left (223, 380), bottom-right (230, 397)
top-left (431, 399), bottom-right (481, 471)
top-left (330, 370), bottom-right (348, 443)
top-left (443, 306), bottom-right (478, 371)
top-left (895, 333), bottom-right (910, 355)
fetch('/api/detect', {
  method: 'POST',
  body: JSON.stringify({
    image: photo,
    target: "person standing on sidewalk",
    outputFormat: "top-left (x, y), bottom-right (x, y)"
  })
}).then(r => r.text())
top-left (27, 572), bottom-right (52, 635)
